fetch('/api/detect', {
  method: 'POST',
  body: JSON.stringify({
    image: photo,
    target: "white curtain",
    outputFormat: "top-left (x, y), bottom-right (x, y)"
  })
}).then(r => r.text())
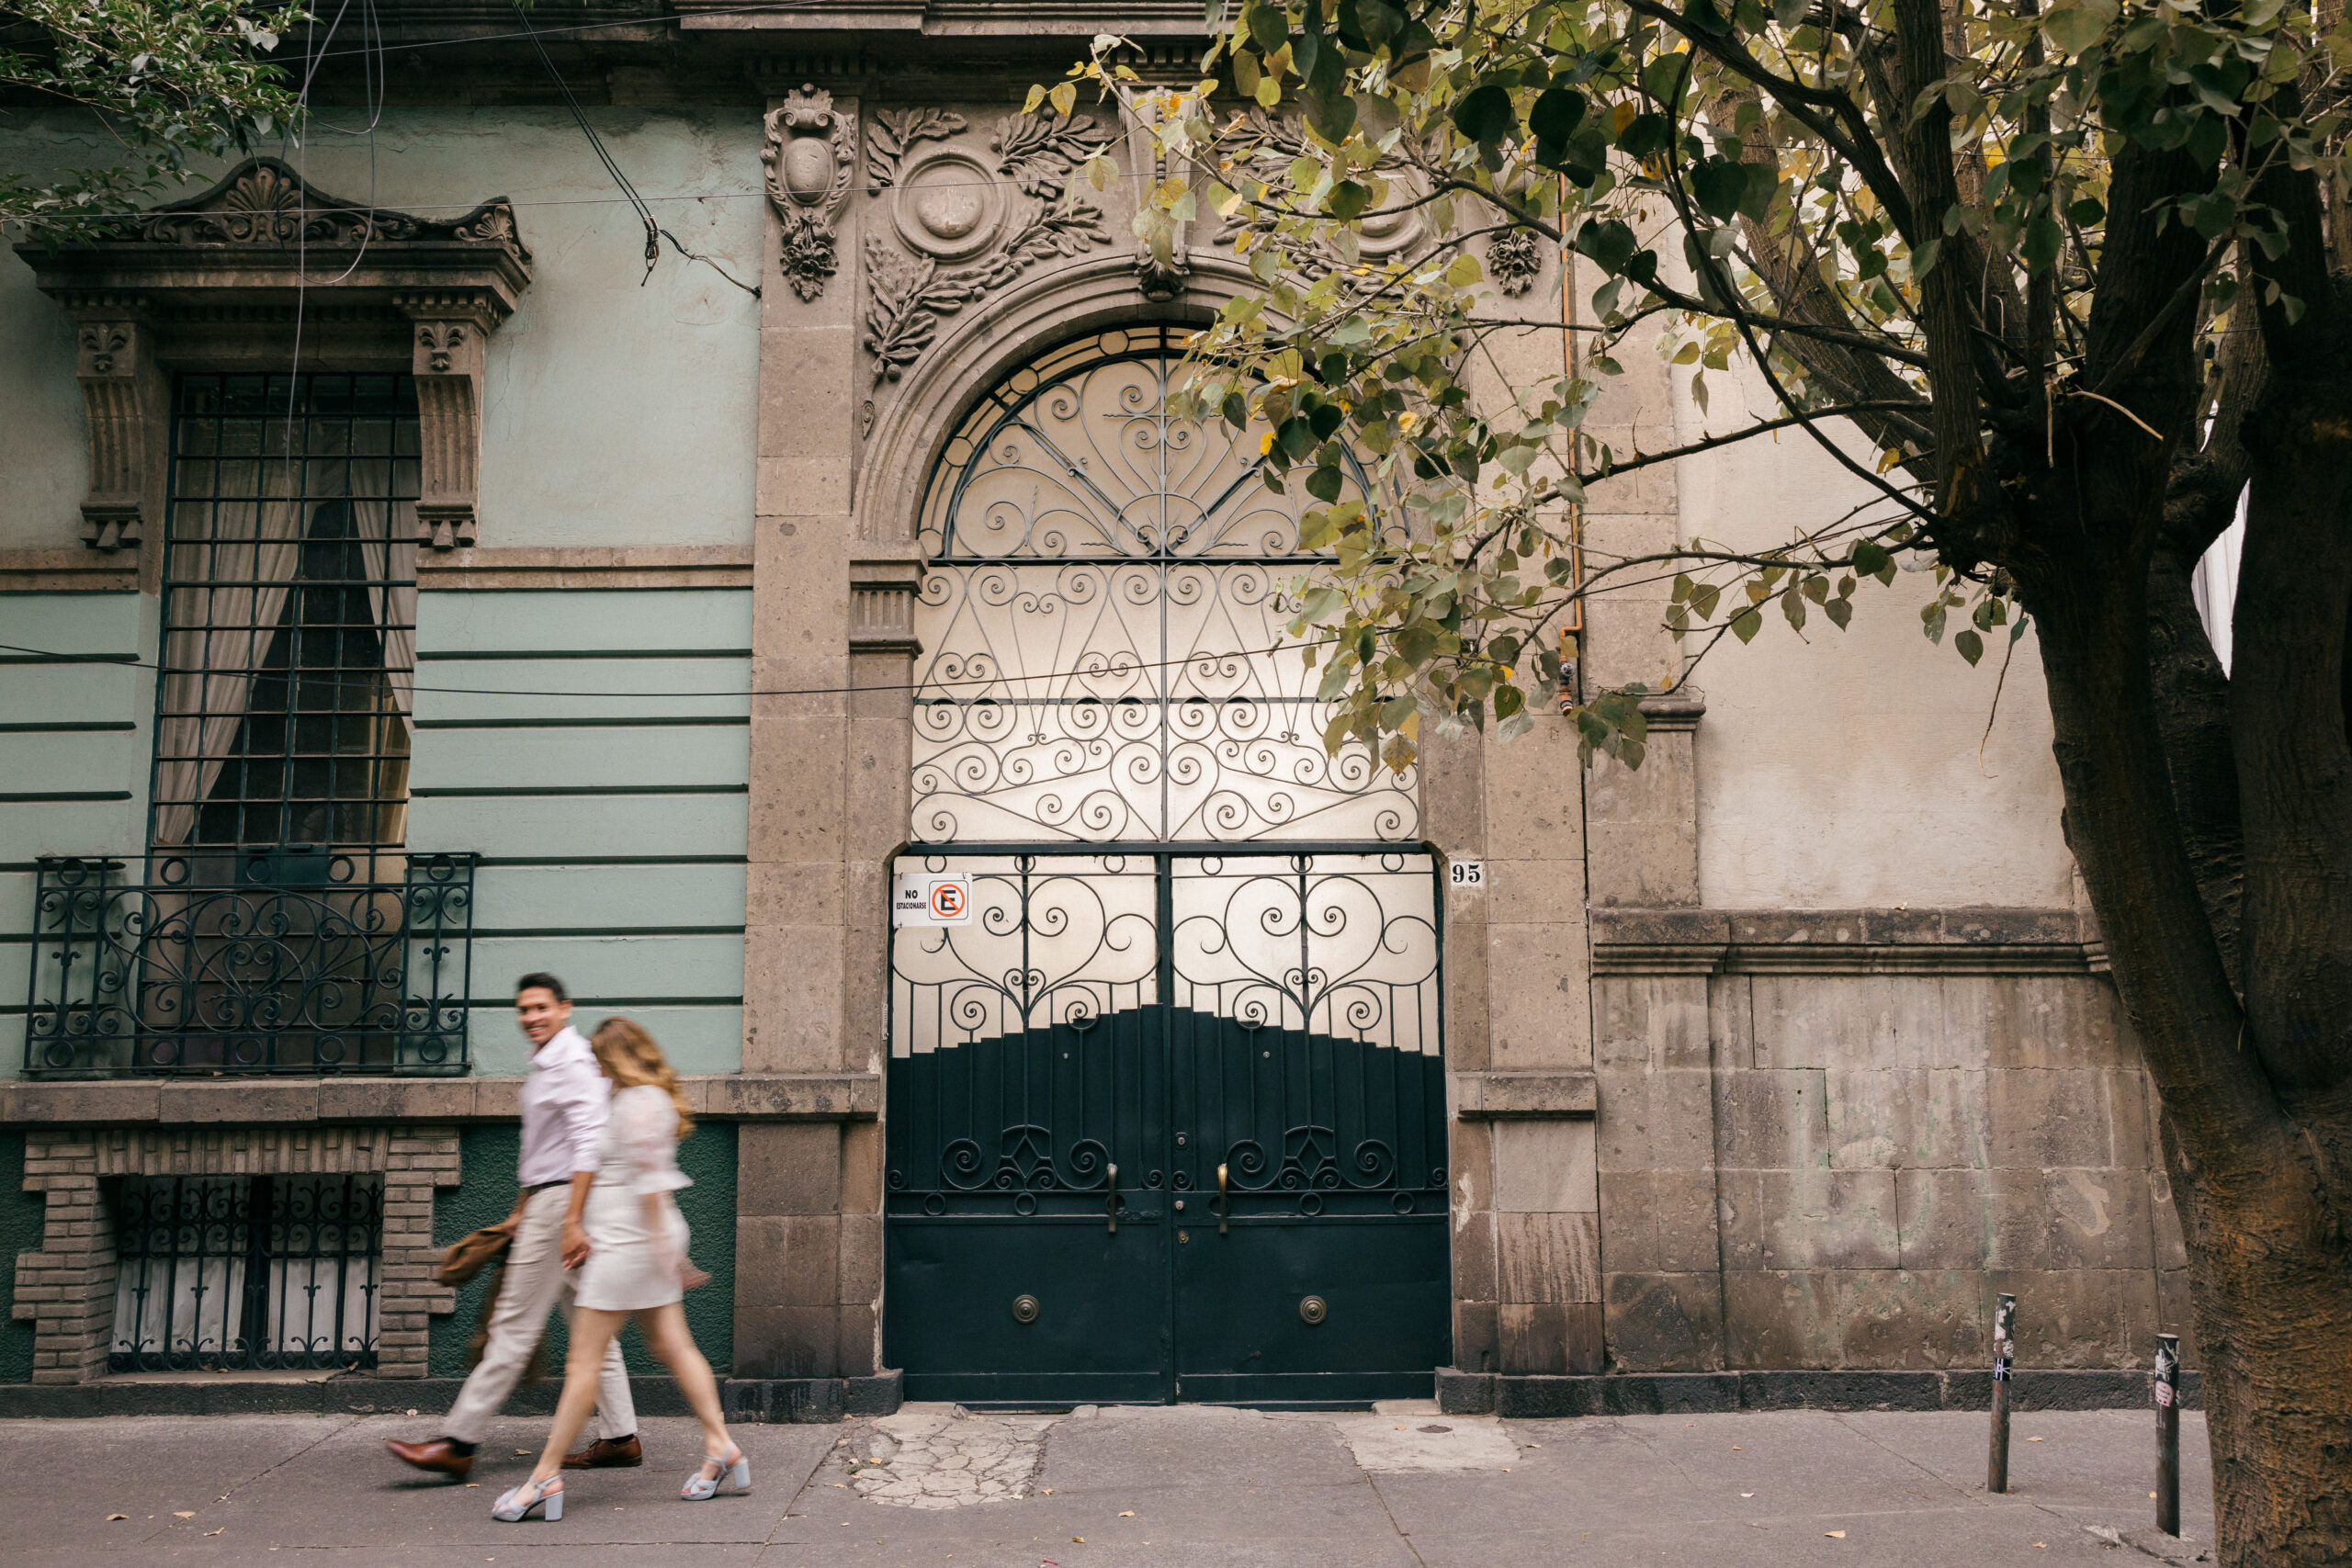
top-left (153, 491), bottom-right (307, 847)
top-left (358, 513), bottom-right (418, 726)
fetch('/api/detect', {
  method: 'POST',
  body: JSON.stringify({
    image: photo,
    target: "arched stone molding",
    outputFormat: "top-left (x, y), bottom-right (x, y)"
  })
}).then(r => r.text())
top-left (854, 250), bottom-right (1257, 545)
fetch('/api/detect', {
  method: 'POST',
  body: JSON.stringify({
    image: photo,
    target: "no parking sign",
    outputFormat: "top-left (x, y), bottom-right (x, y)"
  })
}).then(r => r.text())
top-left (892, 873), bottom-right (973, 927)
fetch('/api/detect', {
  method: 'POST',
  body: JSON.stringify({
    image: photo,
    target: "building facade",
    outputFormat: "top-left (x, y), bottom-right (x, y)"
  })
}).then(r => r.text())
top-left (0, 2), bottom-right (2186, 1414)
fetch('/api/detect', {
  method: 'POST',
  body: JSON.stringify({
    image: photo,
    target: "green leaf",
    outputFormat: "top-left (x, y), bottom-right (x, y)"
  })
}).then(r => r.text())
top-left (1955, 628), bottom-right (1984, 665)
top-left (1690, 160), bottom-right (1747, 220)
top-left (1247, 2), bottom-right (1289, 55)
top-left (2041, 0), bottom-right (2118, 56)
top-left (1825, 597), bottom-right (1853, 631)
top-left (1329, 179), bottom-right (1371, 220)
top-left (1305, 464), bottom-right (1344, 502)
top-left (1452, 83), bottom-right (1516, 145)
top-left (1529, 87), bottom-right (1587, 144)
top-left (1574, 218), bottom-right (1637, 276)
top-left (2023, 214), bottom-right (2061, 273)
top-left (1731, 608), bottom-right (1762, 643)
top-left (1494, 683), bottom-right (1526, 719)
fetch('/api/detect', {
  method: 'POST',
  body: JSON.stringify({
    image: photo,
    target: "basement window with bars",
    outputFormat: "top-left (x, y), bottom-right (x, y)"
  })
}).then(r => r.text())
top-left (109, 1173), bottom-right (383, 1371)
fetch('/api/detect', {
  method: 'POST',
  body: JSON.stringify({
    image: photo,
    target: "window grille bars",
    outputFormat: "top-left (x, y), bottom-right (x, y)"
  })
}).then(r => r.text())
top-left (153, 372), bottom-right (419, 881)
top-left (109, 1173), bottom-right (383, 1372)
top-left (21, 852), bottom-right (477, 1076)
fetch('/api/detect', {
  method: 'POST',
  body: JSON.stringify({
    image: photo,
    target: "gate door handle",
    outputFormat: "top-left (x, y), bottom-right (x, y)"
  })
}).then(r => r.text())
top-left (1105, 1163), bottom-right (1118, 1235)
top-left (1216, 1162), bottom-right (1229, 1236)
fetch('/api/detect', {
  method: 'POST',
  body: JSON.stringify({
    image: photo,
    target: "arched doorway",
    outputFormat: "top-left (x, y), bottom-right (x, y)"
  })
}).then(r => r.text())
top-left (882, 328), bottom-right (1451, 1404)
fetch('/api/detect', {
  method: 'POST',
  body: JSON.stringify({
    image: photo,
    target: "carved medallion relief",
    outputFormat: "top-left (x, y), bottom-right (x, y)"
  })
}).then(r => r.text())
top-left (855, 107), bottom-right (1119, 392)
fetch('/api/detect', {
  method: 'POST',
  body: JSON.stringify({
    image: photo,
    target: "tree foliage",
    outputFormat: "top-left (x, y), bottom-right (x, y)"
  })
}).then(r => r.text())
top-left (1050, 1), bottom-right (2352, 1562)
top-left (1052, 0), bottom-right (2341, 771)
top-left (2, 0), bottom-right (306, 234)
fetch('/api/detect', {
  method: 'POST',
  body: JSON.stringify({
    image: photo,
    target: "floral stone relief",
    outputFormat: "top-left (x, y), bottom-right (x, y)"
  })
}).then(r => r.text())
top-left (860, 110), bottom-right (1117, 389)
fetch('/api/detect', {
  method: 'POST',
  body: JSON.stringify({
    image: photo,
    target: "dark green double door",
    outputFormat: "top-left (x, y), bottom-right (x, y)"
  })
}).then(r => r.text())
top-left (883, 852), bottom-right (1451, 1405)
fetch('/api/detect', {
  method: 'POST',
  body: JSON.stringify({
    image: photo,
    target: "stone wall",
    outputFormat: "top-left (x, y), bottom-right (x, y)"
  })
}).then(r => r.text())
top-left (1592, 910), bottom-right (2187, 1378)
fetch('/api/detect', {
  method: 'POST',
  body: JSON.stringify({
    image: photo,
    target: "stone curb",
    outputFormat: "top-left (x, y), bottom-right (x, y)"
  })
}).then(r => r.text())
top-left (1435, 1367), bottom-right (2204, 1417)
top-left (0, 1371), bottom-right (903, 1423)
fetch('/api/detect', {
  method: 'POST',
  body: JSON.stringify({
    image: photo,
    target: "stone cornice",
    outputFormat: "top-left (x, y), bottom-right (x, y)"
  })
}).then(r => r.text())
top-left (0, 1072), bottom-right (881, 1125)
top-left (1590, 906), bottom-right (2101, 977)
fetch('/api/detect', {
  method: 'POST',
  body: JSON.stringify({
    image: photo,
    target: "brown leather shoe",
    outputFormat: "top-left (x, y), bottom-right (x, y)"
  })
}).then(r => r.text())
top-left (385, 1438), bottom-right (475, 1480)
top-left (562, 1435), bottom-right (644, 1470)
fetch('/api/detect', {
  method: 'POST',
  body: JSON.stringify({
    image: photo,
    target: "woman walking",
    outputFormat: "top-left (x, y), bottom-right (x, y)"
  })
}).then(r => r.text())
top-left (492, 1019), bottom-right (747, 1522)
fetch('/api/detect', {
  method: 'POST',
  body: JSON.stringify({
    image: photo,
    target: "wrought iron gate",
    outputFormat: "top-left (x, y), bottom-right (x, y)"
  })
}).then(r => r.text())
top-left (884, 849), bottom-right (1449, 1404)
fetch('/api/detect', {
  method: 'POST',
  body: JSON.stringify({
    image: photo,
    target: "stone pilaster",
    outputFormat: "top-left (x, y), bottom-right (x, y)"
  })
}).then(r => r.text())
top-left (737, 81), bottom-right (867, 1382)
top-left (12, 1133), bottom-right (113, 1385)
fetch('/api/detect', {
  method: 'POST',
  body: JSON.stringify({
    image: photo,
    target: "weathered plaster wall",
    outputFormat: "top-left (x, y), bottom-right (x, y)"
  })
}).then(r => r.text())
top-left (1673, 360), bottom-right (2074, 908)
top-left (0, 107), bottom-right (761, 552)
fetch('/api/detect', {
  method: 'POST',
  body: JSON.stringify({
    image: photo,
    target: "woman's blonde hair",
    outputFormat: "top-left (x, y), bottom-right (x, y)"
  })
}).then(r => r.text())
top-left (589, 1017), bottom-right (695, 1137)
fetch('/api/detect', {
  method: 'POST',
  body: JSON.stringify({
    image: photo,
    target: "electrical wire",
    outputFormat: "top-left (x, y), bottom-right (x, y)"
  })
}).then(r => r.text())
top-left (0, 635), bottom-right (1349, 703)
top-left (511, 1), bottom-right (759, 296)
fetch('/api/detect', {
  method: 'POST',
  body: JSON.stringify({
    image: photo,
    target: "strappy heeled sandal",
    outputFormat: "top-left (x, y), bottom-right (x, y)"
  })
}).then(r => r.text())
top-left (491, 1474), bottom-right (563, 1522)
top-left (682, 1443), bottom-right (751, 1500)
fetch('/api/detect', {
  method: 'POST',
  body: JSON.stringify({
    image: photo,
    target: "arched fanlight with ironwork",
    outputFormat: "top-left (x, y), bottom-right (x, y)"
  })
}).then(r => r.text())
top-left (910, 326), bottom-right (1417, 846)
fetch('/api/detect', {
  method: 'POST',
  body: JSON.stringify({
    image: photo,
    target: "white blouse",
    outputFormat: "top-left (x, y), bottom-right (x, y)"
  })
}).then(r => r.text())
top-left (599, 1083), bottom-right (693, 1196)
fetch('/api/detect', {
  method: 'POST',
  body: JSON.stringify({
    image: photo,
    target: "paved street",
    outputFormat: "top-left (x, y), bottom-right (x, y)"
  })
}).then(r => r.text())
top-left (0, 1403), bottom-right (2211, 1565)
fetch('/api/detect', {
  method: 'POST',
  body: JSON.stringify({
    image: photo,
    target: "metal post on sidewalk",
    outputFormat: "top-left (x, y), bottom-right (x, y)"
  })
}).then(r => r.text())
top-left (2154, 1333), bottom-right (2181, 1536)
top-left (1987, 1292), bottom-right (2016, 1494)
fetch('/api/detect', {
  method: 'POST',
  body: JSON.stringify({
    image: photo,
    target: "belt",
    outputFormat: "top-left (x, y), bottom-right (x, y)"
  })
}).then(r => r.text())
top-left (523, 1179), bottom-right (571, 1195)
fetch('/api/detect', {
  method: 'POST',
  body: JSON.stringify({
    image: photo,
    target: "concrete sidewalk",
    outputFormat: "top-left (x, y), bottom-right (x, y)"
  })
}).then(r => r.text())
top-left (0, 1403), bottom-right (2212, 1565)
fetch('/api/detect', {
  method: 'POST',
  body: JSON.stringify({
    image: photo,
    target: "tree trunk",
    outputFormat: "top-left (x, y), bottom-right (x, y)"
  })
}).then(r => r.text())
top-left (2020, 437), bottom-right (2352, 1564)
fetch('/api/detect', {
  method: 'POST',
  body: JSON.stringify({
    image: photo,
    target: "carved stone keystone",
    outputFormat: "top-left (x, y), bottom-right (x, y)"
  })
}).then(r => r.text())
top-left (763, 85), bottom-right (858, 301)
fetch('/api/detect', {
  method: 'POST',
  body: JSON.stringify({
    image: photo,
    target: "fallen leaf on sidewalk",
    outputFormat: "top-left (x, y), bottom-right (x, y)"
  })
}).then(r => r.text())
top-left (1072, 1537), bottom-right (1085, 1544)
top-left (1825, 1530), bottom-right (1846, 1539)
top-left (1732, 1446), bottom-right (1741, 1450)
top-left (107, 1516), bottom-right (127, 1522)
top-left (1118, 1511), bottom-right (1135, 1517)
top-left (205, 1528), bottom-right (224, 1537)
top-left (2032, 1544), bottom-right (2046, 1550)
top-left (1741, 1493), bottom-right (1755, 1498)
top-left (175, 1511), bottom-right (196, 1518)
top-left (2028, 1437), bottom-right (2044, 1443)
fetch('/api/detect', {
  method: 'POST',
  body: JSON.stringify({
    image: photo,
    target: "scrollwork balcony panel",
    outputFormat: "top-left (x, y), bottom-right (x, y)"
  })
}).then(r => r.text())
top-left (23, 852), bottom-right (477, 1077)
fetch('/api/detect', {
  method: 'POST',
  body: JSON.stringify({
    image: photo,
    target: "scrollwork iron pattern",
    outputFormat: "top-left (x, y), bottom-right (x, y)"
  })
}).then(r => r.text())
top-left (911, 328), bottom-right (1416, 844)
top-left (21, 852), bottom-right (476, 1076)
top-left (886, 852), bottom-right (1444, 1213)
top-left (110, 1173), bottom-right (382, 1372)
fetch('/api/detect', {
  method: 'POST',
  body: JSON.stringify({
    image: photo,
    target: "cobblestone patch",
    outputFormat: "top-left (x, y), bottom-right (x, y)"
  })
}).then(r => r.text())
top-left (842, 1406), bottom-right (1058, 1510)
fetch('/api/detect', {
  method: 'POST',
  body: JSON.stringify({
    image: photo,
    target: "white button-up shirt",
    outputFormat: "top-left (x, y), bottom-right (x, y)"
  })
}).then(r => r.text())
top-left (517, 1024), bottom-right (611, 1187)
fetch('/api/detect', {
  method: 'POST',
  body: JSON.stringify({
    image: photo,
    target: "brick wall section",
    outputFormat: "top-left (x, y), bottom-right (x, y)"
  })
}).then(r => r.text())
top-left (11, 1134), bottom-right (113, 1385)
top-left (10, 1124), bottom-right (462, 1382)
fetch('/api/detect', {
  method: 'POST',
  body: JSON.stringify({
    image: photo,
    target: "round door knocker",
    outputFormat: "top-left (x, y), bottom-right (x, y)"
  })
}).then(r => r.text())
top-left (1299, 1294), bottom-right (1329, 1325)
top-left (1012, 1293), bottom-right (1041, 1324)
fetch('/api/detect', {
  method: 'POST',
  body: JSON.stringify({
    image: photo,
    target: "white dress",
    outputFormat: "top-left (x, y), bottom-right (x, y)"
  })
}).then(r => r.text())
top-left (572, 1083), bottom-right (694, 1313)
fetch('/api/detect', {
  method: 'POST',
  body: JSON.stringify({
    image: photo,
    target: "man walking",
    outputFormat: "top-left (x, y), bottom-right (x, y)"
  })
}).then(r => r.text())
top-left (386, 974), bottom-right (641, 1479)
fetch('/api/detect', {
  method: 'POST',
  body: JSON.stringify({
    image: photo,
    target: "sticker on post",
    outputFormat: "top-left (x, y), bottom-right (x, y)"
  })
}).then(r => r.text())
top-left (893, 874), bottom-right (973, 927)
top-left (1449, 859), bottom-right (1485, 888)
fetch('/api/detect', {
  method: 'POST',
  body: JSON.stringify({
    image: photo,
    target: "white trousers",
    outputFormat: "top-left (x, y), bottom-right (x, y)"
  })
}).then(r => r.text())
top-left (442, 1184), bottom-right (637, 1446)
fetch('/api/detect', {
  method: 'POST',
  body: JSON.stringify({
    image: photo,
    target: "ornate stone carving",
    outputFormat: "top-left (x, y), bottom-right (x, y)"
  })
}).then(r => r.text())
top-left (1488, 228), bottom-right (1544, 297)
top-left (763, 85), bottom-right (858, 301)
top-left (860, 113), bottom-right (1114, 386)
top-left (125, 157), bottom-right (530, 264)
top-left (71, 316), bottom-right (156, 551)
top-left (866, 107), bottom-right (966, 189)
top-left (848, 554), bottom-right (925, 655)
top-left (397, 292), bottom-right (497, 552)
top-left (891, 150), bottom-right (1005, 262)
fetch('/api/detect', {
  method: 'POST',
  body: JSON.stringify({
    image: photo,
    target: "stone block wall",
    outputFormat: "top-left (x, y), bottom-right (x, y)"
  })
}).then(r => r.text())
top-left (1591, 912), bottom-right (2188, 1378)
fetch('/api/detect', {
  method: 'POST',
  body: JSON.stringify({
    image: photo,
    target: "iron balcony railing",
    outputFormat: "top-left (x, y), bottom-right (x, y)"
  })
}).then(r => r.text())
top-left (22, 850), bottom-right (477, 1076)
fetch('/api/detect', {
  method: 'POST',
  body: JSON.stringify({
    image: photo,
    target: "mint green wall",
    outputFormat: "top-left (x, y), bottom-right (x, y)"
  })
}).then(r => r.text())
top-left (429, 1122), bottom-right (738, 1379)
top-left (0, 1133), bottom-right (42, 1380)
top-left (1, 107), bottom-right (759, 553)
top-left (1, 593), bottom-right (153, 1072)
top-left (412, 588), bottom-right (749, 1075)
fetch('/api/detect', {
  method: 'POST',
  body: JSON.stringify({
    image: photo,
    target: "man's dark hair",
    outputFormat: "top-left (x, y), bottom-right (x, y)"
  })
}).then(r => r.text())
top-left (514, 972), bottom-right (569, 1004)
